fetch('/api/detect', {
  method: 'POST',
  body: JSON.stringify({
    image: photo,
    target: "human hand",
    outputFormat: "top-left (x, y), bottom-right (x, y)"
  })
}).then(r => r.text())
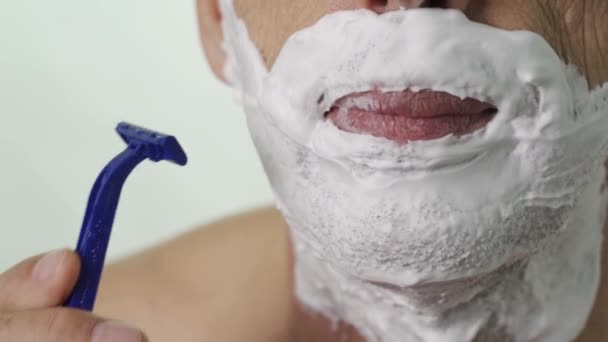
top-left (0, 249), bottom-right (147, 341)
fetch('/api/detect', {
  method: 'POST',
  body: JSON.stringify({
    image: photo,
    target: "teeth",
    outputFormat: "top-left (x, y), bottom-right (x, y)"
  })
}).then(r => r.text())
top-left (344, 96), bottom-right (376, 111)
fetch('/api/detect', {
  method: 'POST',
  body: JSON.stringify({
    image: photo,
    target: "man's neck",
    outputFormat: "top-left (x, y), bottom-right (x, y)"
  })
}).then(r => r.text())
top-left (575, 219), bottom-right (608, 341)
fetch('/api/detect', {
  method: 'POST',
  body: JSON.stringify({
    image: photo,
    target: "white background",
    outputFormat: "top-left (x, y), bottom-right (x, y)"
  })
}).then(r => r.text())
top-left (0, 1), bottom-right (273, 271)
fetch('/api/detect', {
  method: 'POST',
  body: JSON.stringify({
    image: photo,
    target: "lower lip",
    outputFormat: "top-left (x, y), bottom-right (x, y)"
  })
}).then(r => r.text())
top-left (326, 108), bottom-right (495, 144)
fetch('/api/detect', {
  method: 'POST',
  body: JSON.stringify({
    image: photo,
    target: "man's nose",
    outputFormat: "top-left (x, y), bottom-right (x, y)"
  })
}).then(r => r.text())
top-left (330, 0), bottom-right (472, 13)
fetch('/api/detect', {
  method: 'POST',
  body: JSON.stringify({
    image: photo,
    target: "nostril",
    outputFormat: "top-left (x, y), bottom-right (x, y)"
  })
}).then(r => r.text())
top-left (368, 0), bottom-right (447, 12)
top-left (371, 0), bottom-right (389, 5)
top-left (369, 0), bottom-right (389, 12)
top-left (420, 0), bottom-right (448, 8)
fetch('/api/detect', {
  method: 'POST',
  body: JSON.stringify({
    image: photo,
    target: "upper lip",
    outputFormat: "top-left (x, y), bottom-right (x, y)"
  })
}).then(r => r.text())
top-left (325, 89), bottom-right (497, 119)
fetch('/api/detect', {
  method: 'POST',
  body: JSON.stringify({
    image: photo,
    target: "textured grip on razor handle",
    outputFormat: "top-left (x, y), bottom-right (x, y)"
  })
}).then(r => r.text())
top-left (64, 148), bottom-right (145, 311)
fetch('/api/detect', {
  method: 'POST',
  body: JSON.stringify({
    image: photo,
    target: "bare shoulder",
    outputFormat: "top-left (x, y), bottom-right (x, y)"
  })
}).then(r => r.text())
top-left (96, 207), bottom-right (293, 342)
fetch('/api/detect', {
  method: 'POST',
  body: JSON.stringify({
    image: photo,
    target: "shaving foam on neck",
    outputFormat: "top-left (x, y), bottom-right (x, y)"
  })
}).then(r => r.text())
top-left (219, 1), bottom-right (608, 340)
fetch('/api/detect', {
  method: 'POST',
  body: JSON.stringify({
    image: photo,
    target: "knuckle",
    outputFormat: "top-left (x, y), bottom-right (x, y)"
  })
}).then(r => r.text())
top-left (44, 308), bottom-right (64, 335)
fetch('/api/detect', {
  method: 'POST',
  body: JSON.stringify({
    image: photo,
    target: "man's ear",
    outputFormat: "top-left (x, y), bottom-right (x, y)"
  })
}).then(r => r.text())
top-left (197, 0), bottom-right (227, 83)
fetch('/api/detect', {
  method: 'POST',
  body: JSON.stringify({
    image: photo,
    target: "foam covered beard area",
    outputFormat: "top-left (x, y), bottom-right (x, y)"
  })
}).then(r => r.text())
top-left (219, 1), bottom-right (608, 341)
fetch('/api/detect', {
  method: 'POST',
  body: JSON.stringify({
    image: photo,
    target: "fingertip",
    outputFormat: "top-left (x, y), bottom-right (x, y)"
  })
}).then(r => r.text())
top-left (91, 321), bottom-right (146, 342)
top-left (60, 249), bottom-right (81, 283)
top-left (31, 249), bottom-right (74, 281)
top-left (0, 249), bottom-right (82, 311)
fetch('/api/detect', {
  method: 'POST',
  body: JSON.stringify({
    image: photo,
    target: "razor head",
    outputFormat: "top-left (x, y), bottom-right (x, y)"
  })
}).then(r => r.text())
top-left (116, 122), bottom-right (188, 166)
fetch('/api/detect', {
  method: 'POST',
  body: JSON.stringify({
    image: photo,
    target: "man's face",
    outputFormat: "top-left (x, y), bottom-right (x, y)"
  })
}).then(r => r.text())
top-left (213, 0), bottom-right (608, 277)
top-left (201, 0), bottom-right (608, 340)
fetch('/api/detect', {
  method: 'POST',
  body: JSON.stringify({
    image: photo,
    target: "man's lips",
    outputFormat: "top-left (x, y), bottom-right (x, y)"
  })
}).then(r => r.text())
top-left (324, 90), bottom-right (497, 144)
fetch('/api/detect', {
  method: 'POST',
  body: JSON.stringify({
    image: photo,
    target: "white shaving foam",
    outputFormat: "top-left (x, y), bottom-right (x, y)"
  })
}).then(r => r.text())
top-left (219, 1), bottom-right (608, 341)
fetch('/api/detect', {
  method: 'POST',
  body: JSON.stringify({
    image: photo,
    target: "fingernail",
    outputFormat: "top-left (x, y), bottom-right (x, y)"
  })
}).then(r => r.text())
top-left (92, 321), bottom-right (143, 342)
top-left (32, 249), bottom-right (68, 281)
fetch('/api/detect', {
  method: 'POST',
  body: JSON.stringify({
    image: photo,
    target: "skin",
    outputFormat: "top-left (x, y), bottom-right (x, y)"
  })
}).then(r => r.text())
top-left (0, 1), bottom-right (606, 341)
top-left (195, 2), bottom-right (608, 340)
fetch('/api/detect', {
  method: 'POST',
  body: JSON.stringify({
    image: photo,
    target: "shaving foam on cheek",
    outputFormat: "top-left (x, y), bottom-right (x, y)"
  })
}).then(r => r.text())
top-left (219, 1), bottom-right (608, 341)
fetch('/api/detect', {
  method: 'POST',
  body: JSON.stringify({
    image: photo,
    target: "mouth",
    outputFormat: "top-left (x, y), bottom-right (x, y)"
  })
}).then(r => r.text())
top-left (324, 89), bottom-right (498, 144)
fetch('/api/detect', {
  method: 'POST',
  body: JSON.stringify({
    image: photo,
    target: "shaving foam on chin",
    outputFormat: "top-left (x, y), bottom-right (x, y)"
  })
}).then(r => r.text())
top-left (219, 1), bottom-right (608, 341)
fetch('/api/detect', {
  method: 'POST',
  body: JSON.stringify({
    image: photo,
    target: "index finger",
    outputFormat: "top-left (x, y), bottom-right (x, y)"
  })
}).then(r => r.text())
top-left (0, 249), bottom-right (80, 312)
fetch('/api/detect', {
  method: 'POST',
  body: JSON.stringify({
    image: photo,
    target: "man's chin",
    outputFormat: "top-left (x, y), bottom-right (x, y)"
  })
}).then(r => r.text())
top-left (284, 196), bottom-right (570, 286)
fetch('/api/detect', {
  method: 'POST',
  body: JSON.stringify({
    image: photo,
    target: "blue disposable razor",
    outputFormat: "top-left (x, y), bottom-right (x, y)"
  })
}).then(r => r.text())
top-left (64, 122), bottom-right (188, 311)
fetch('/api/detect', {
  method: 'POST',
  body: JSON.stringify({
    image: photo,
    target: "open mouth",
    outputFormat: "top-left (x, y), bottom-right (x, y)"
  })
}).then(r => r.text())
top-left (324, 89), bottom-right (498, 144)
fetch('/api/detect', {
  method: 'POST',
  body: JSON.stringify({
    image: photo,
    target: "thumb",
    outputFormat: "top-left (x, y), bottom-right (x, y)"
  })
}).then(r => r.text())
top-left (0, 308), bottom-right (148, 342)
top-left (0, 249), bottom-right (80, 311)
